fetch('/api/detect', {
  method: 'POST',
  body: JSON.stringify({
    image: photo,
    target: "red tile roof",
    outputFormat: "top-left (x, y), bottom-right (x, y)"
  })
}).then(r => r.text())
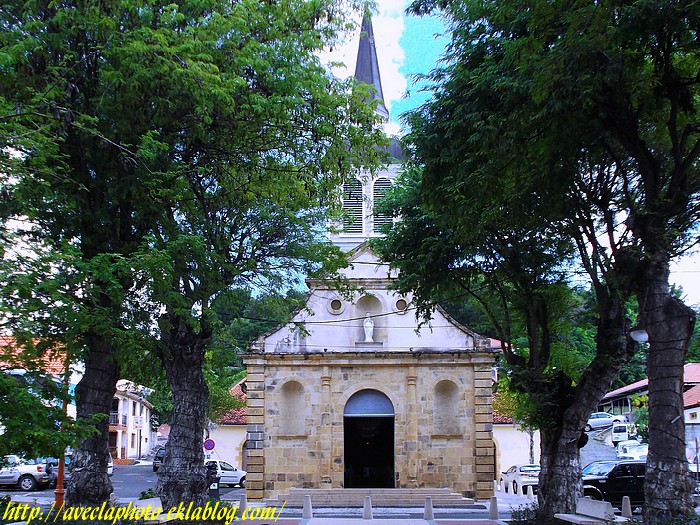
top-left (604, 363), bottom-right (700, 400)
top-left (685, 384), bottom-right (700, 409)
top-left (493, 410), bottom-right (514, 424)
top-left (686, 363), bottom-right (700, 383)
top-left (217, 378), bottom-right (246, 425)
top-left (0, 335), bottom-right (66, 376)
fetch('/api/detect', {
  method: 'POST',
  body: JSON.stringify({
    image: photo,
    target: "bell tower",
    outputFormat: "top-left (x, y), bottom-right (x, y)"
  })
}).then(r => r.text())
top-left (329, 9), bottom-right (403, 252)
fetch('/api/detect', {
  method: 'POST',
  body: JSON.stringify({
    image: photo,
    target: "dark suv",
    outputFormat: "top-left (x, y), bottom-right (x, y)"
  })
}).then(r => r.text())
top-left (152, 447), bottom-right (166, 473)
top-left (582, 460), bottom-right (645, 507)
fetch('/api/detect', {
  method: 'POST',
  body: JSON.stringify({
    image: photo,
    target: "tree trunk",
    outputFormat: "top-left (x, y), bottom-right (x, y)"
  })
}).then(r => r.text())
top-left (537, 288), bottom-right (635, 523)
top-left (641, 260), bottom-right (696, 522)
top-left (66, 337), bottom-right (119, 506)
top-left (538, 425), bottom-right (582, 522)
top-left (156, 314), bottom-right (210, 510)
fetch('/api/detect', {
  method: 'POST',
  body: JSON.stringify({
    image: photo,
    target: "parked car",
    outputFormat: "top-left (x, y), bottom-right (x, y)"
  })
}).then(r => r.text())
top-left (204, 459), bottom-right (246, 488)
top-left (582, 460), bottom-right (645, 507)
top-left (615, 439), bottom-right (642, 457)
top-left (153, 447), bottom-right (166, 472)
top-left (618, 443), bottom-right (648, 461)
top-left (500, 464), bottom-right (540, 494)
top-left (0, 455), bottom-right (54, 491)
top-left (585, 412), bottom-right (626, 431)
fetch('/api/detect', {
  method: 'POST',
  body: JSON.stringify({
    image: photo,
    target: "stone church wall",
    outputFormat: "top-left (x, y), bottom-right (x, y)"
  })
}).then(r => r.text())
top-left (243, 352), bottom-right (495, 500)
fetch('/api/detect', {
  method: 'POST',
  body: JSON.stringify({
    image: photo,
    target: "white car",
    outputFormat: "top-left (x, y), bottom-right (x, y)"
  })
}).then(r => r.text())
top-left (500, 464), bottom-right (540, 494)
top-left (0, 455), bottom-right (54, 491)
top-left (585, 412), bottom-right (626, 431)
top-left (618, 443), bottom-right (648, 461)
top-left (204, 459), bottom-right (246, 487)
top-left (616, 439), bottom-right (642, 457)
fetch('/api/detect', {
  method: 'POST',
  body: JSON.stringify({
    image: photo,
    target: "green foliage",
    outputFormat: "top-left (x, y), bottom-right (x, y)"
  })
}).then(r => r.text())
top-left (508, 501), bottom-right (540, 524)
top-left (0, 495), bottom-right (11, 525)
top-left (686, 306), bottom-right (700, 363)
top-left (213, 289), bottom-right (307, 353)
top-left (204, 289), bottom-right (306, 422)
top-left (0, 372), bottom-right (79, 458)
top-left (625, 514), bottom-right (700, 525)
top-left (631, 394), bottom-right (649, 442)
top-left (139, 488), bottom-right (157, 500)
top-left (394, 0), bottom-right (700, 518)
top-left (0, 338), bottom-right (99, 459)
top-left (0, 0), bottom-right (386, 476)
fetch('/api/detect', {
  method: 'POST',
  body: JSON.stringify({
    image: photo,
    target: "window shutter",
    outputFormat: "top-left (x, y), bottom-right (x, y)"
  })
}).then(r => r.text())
top-left (343, 179), bottom-right (363, 234)
top-left (373, 178), bottom-right (392, 233)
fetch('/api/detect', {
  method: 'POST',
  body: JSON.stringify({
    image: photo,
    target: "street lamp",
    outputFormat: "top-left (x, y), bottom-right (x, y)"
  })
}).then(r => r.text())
top-left (630, 326), bottom-right (649, 343)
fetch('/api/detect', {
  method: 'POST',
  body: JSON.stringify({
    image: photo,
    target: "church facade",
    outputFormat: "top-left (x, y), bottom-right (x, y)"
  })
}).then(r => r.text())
top-left (242, 12), bottom-right (497, 502)
top-left (243, 247), bottom-right (497, 500)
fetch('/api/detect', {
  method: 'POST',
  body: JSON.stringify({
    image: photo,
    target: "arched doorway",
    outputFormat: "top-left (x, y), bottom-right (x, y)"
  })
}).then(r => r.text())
top-left (343, 389), bottom-right (395, 488)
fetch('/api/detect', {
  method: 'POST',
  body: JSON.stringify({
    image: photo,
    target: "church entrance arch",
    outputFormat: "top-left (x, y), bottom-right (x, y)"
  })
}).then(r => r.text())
top-left (343, 389), bottom-right (395, 488)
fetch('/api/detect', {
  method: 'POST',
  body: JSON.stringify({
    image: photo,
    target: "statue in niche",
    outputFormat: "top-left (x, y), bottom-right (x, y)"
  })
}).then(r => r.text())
top-left (363, 312), bottom-right (374, 343)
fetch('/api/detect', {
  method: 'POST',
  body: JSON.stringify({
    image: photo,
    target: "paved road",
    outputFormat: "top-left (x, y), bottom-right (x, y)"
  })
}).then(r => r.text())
top-left (581, 427), bottom-right (618, 466)
top-left (0, 461), bottom-right (245, 502)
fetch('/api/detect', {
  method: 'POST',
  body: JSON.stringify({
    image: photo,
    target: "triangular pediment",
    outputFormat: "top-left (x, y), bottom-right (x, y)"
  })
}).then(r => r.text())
top-left (251, 244), bottom-right (494, 356)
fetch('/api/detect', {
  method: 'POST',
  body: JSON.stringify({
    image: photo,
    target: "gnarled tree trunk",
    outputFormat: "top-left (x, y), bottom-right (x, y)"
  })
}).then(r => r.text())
top-left (66, 337), bottom-right (119, 506)
top-left (642, 260), bottom-right (696, 522)
top-left (537, 400), bottom-right (582, 521)
top-left (156, 314), bottom-right (210, 510)
top-left (538, 289), bottom-right (635, 522)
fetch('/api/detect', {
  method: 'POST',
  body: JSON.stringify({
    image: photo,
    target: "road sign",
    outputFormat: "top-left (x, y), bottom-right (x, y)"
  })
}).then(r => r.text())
top-left (203, 439), bottom-right (215, 451)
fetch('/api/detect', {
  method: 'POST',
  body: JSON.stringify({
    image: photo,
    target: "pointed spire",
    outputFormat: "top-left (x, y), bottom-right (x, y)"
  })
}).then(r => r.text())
top-left (354, 8), bottom-right (389, 119)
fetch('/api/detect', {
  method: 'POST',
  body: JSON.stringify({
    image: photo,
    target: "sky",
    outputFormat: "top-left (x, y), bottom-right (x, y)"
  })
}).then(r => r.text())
top-left (324, 0), bottom-right (700, 308)
top-left (321, 0), bottom-right (448, 136)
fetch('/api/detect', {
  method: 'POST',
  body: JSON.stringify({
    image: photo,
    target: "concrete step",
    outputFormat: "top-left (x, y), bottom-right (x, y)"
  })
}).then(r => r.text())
top-left (266, 488), bottom-right (476, 507)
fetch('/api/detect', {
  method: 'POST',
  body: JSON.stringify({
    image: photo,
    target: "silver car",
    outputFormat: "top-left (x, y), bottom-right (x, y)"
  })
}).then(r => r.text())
top-left (585, 412), bottom-right (626, 431)
top-left (0, 455), bottom-right (54, 490)
top-left (204, 459), bottom-right (246, 488)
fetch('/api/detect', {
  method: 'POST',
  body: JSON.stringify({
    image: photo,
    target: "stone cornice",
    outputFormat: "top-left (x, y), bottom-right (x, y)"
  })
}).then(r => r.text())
top-left (242, 350), bottom-right (496, 367)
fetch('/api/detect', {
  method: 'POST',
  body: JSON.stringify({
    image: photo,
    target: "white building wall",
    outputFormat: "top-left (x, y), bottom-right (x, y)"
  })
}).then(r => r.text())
top-left (206, 425), bottom-right (247, 469)
top-left (493, 424), bottom-right (541, 478)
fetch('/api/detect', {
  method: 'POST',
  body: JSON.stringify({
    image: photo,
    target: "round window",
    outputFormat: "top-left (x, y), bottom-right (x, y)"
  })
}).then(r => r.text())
top-left (395, 298), bottom-right (408, 312)
top-left (327, 298), bottom-right (345, 315)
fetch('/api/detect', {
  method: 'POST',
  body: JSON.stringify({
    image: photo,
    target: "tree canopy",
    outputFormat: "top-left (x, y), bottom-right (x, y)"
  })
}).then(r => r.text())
top-left (376, 0), bottom-right (700, 520)
top-left (0, 0), bottom-right (385, 506)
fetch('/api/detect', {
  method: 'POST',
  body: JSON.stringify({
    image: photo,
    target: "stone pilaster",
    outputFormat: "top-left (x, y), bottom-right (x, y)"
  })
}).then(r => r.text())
top-left (473, 362), bottom-right (495, 500)
top-left (406, 366), bottom-right (418, 485)
top-left (244, 362), bottom-right (266, 500)
top-left (320, 368), bottom-right (332, 483)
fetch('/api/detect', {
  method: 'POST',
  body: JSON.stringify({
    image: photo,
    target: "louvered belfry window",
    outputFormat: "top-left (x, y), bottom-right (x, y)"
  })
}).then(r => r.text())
top-left (343, 178), bottom-right (364, 234)
top-left (372, 178), bottom-right (392, 233)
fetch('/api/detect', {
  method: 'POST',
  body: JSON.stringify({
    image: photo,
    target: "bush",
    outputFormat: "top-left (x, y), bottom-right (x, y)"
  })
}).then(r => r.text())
top-left (139, 487), bottom-right (157, 500)
top-left (509, 501), bottom-right (540, 524)
top-left (0, 495), bottom-right (12, 525)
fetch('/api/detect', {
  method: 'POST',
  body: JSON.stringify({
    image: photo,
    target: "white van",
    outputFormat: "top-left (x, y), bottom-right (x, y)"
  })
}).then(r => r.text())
top-left (611, 424), bottom-right (630, 446)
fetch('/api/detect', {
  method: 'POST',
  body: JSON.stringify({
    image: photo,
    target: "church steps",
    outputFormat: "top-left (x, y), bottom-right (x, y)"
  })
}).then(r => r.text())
top-left (265, 488), bottom-right (476, 507)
